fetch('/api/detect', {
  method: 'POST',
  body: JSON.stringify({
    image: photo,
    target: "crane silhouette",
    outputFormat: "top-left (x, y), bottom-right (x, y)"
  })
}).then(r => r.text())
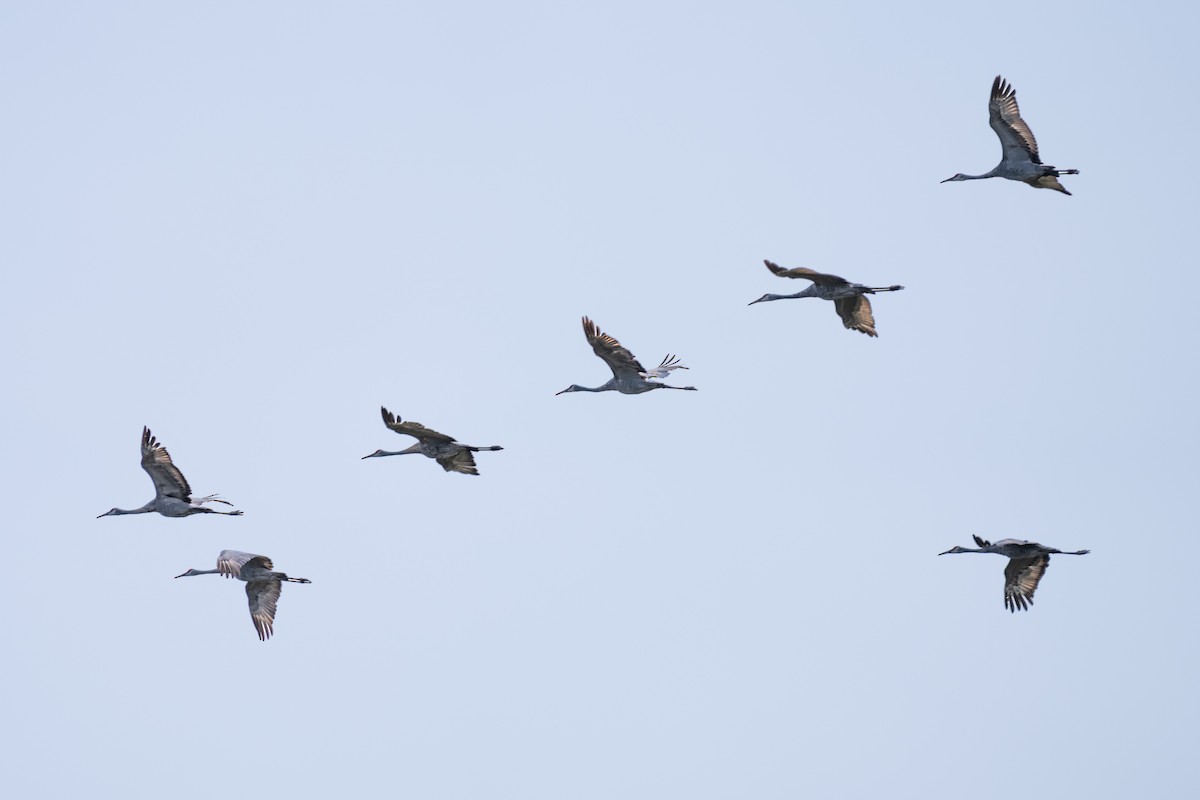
top-left (175, 550), bottom-right (310, 641)
top-left (362, 407), bottom-right (503, 475)
top-left (939, 535), bottom-right (1089, 612)
top-left (97, 427), bottom-right (244, 519)
top-left (749, 260), bottom-right (904, 337)
top-left (942, 75), bottom-right (1079, 195)
top-left (557, 316), bottom-right (697, 394)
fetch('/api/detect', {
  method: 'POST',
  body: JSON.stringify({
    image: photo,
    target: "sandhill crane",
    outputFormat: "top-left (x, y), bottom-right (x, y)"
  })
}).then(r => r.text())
top-left (362, 407), bottom-right (503, 475)
top-left (939, 535), bottom-right (1089, 612)
top-left (557, 316), bottom-right (697, 395)
top-left (97, 427), bottom-right (244, 519)
top-left (749, 260), bottom-right (904, 337)
top-left (942, 75), bottom-right (1079, 195)
top-left (175, 550), bottom-right (310, 641)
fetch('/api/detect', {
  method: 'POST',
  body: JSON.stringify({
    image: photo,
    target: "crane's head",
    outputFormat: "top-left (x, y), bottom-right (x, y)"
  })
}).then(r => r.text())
top-left (556, 385), bottom-right (584, 395)
top-left (937, 546), bottom-right (970, 555)
top-left (361, 449), bottom-right (388, 459)
top-left (940, 174), bottom-right (968, 183)
top-left (96, 508), bottom-right (121, 518)
top-left (174, 568), bottom-right (203, 578)
top-left (749, 294), bottom-right (780, 305)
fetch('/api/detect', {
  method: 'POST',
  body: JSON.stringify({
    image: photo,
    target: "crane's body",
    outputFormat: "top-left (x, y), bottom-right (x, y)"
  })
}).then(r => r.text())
top-left (939, 535), bottom-right (1089, 612)
top-left (363, 407), bottom-right (503, 475)
top-left (749, 260), bottom-right (904, 337)
top-left (942, 76), bottom-right (1078, 195)
top-left (98, 427), bottom-right (243, 519)
top-left (557, 316), bottom-right (697, 395)
top-left (175, 550), bottom-right (310, 641)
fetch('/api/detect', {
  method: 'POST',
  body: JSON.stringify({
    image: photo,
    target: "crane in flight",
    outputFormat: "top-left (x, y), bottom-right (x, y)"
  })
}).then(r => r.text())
top-left (175, 550), bottom-right (310, 641)
top-left (97, 427), bottom-right (243, 519)
top-left (939, 535), bottom-right (1089, 612)
top-left (749, 260), bottom-right (904, 337)
top-left (363, 407), bottom-right (503, 475)
top-left (941, 75), bottom-right (1079, 195)
top-left (557, 316), bottom-right (697, 395)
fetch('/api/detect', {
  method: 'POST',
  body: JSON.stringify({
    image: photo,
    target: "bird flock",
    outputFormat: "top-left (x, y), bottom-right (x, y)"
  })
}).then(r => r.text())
top-left (99, 75), bottom-right (1088, 640)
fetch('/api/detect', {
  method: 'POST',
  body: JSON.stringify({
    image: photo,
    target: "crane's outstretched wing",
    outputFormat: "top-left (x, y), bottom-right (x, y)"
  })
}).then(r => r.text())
top-left (217, 550), bottom-right (273, 579)
top-left (246, 580), bottom-right (281, 641)
top-left (381, 407), bottom-right (456, 443)
top-left (639, 354), bottom-right (689, 380)
top-left (763, 260), bottom-right (850, 287)
top-left (834, 296), bottom-right (878, 337)
top-left (582, 316), bottom-right (647, 379)
top-left (989, 76), bottom-right (1042, 167)
top-left (972, 535), bottom-right (994, 548)
top-left (437, 449), bottom-right (480, 475)
top-left (1003, 555), bottom-right (1050, 612)
top-left (141, 427), bottom-right (195, 501)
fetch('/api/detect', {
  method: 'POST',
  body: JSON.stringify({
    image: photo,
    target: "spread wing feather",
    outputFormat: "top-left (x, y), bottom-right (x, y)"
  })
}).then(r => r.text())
top-left (246, 580), bottom-right (281, 641)
top-left (437, 449), bottom-right (480, 475)
top-left (1003, 555), bottom-right (1049, 613)
top-left (582, 316), bottom-right (646, 379)
top-left (141, 427), bottom-right (194, 501)
top-left (763, 260), bottom-right (849, 286)
top-left (989, 76), bottom-right (1042, 167)
top-left (217, 550), bottom-right (272, 579)
top-left (834, 296), bottom-right (878, 337)
top-left (380, 407), bottom-right (456, 443)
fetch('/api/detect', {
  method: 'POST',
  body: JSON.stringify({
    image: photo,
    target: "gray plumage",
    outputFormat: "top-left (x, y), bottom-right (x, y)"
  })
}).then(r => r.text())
top-left (939, 535), bottom-right (1090, 612)
top-left (557, 316), bottom-right (698, 395)
top-left (749, 260), bottom-right (904, 337)
top-left (362, 407), bottom-right (503, 475)
top-left (97, 427), bottom-right (243, 519)
top-left (941, 75), bottom-right (1079, 195)
top-left (175, 550), bottom-right (311, 641)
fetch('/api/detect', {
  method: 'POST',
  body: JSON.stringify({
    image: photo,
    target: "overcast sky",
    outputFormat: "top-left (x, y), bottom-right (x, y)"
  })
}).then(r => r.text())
top-left (2, 2), bottom-right (1197, 798)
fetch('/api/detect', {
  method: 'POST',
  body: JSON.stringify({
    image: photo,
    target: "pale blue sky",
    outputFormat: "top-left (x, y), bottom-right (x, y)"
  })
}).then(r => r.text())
top-left (2, 2), bottom-right (1198, 798)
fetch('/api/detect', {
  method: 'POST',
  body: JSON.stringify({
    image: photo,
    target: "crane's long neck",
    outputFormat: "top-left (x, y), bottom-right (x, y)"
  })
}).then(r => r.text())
top-left (558, 383), bottom-right (610, 394)
top-left (750, 291), bottom-right (813, 304)
top-left (98, 502), bottom-right (156, 517)
top-left (175, 568), bottom-right (222, 578)
top-left (369, 447), bottom-right (421, 457)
